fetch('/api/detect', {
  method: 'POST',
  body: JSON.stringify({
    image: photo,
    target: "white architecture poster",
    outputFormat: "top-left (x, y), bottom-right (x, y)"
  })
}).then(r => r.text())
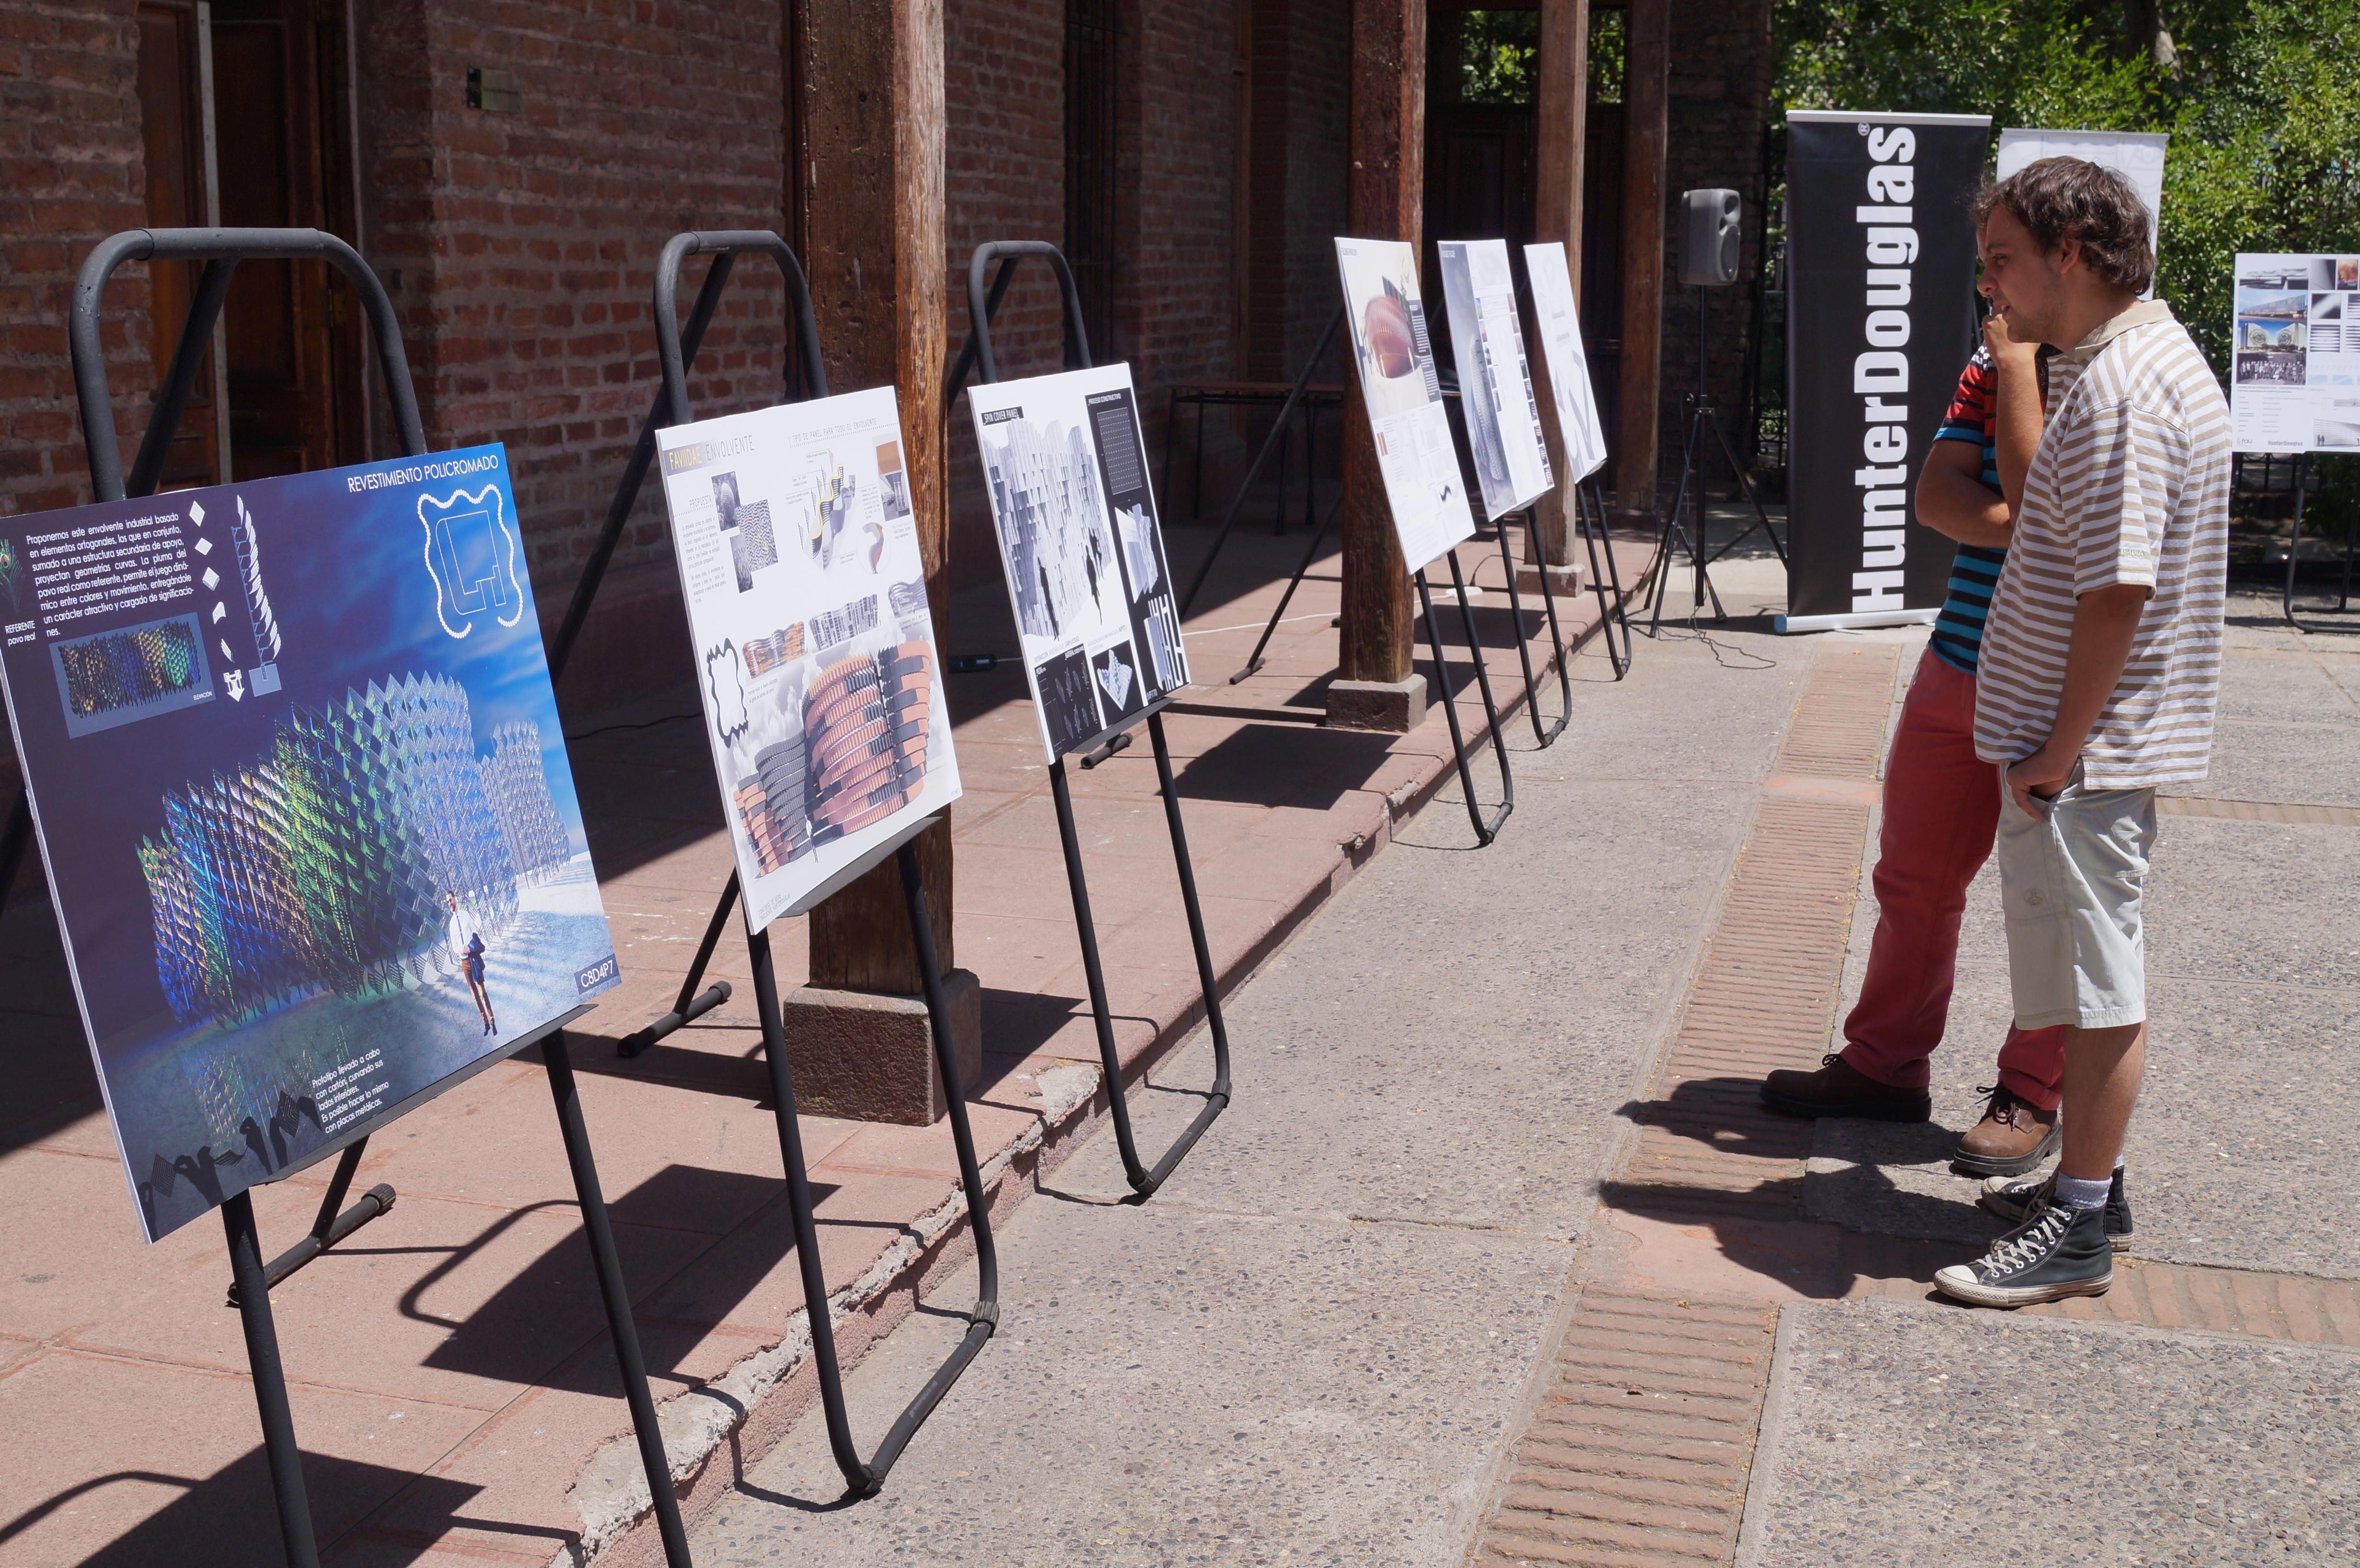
top-left (1996, 129), bottom-right (2166, 296)
top-left (1522, 241), bottom-right (1610, 480)
top-left (1436, 238), bottom-right (1553, 520)
top-left (965, 363), bottom-right (1191, 762)
top-left (1334, 237), bottom-right (1478, 572)
top-left (655, 386), bottom-right (961, 933)
top-left (2229, 254), bottom-right (2360, 454)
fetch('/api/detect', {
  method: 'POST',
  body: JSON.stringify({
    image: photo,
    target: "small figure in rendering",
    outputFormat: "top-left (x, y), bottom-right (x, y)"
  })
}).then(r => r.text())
top-left (446, 890), bottom-right (497, 1037)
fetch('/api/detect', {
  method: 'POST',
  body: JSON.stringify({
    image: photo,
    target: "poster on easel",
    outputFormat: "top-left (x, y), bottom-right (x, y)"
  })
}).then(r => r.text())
top-left (962, 362), bottom-right (1192, 763)
top-left (2228, 253), bottom-right (2360, 453)
top-left (1436, 238), bottom-right (1553, 520)
top-left (1334, 237), bottom-right (1479, 572)
top-left (0, 446), bottom-right (622, 1240)
top-left (653, 386), bottom-right (962, 933)
top-left (1522, 241), bottom-right (1610, 480)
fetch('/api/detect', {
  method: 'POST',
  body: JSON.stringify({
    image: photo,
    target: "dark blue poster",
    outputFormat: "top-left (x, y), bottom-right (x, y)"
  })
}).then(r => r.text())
top-left (0, 445), bottom-right (621, 1240)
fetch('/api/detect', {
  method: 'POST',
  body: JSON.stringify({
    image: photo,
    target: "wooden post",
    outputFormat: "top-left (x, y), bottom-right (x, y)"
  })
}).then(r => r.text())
top-left (1615, 0), bottom-right (1669, 518)
top-left (1327, 0), bottom-right (1428, 735)
top-left (1526, 0), bottom-right (1590, 584)
top-left (784, 0), bottom-right (979, 1126)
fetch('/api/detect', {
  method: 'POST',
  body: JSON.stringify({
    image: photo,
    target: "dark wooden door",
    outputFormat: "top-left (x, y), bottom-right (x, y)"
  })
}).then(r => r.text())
top-left (210, 0), bottom-right (363, 479)
top-left (1582, 101), bottom-right (1625, 457)
top-left (1422, 101), bottom-right (1536, 377)
top-left (135, 1), bottom-right (224, 490)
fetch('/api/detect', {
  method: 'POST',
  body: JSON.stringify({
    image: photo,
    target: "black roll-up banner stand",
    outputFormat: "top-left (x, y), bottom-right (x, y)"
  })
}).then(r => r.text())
top-left (1778, 111), bottom-right (1991, 632)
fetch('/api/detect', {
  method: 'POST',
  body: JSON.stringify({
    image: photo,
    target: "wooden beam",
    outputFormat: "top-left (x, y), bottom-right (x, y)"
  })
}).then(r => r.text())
top-left (1615, 0), bottom-right (1667, 516)
top-left (1528, 0), bottom-right (1590, 571)
top-left (1332, 0), bottom-right (1425, 727)
top-left (793, 0), bottom-right (952, 991)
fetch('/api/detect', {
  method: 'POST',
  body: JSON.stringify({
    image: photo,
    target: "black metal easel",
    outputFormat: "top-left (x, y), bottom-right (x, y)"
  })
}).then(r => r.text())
top-left (545, 232), bottom-right (829, 1058)
top-left (67, 227), bottom-right (693, 1568)
top-left (543, 231), bottom-right (1001, 1497)
top-left (1174, 302), bottom-right (1347, 621)
top-left (2280, 453), bottom-right (2360, 633)
top-left (946, 239), bottom-right (1233, 1197)
top-left (1574, 478), bottom-right (1635, 679)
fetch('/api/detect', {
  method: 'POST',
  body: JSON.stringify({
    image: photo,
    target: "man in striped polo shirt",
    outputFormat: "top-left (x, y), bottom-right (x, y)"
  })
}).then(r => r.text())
top-left (1936, 158), bottom-right (2231, 1308)
top-left (1759, 322), bottom-right (2068, 1177)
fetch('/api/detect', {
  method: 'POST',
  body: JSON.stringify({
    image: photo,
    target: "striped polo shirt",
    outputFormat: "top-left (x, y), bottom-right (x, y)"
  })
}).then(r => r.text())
top-left (1927, 346), bottom-right (2006, 675)
top-left (1974, 300), bottom-right (2232, 788)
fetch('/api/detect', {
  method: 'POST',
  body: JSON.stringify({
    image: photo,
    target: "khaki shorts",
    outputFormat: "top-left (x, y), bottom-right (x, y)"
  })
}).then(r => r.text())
top-left (1991, 761), bottom-right (2157, 1031)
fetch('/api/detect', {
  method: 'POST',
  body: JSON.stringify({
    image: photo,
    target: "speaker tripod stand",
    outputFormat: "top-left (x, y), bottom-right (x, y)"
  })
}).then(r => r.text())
top-left (1644, 284), bottom-right (1785, 636)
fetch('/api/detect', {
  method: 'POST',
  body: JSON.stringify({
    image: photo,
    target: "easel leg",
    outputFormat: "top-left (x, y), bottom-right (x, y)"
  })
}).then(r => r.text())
top-left (542, 1035), bottom-right (695, 1565)
top-left (1416, 567), bottom-right (1512, 846)
top-left (1575, 482), bottom-right (1632, 678)
top-left (1047, 759), bottom-right (1154, 1191)
top-left (619, 872), bottom-right (740, 1058)
top-left (1490, 513), bottom-right (1558, 747)
top-left (741, 845), bottom-right (1001, 1496)
top-left (224, 1192), bottom-right (321, 1568)
top-left (1522, 509), bottom-right (1575, 735)
top-left (1228, 491), bottom-right (1342, 684)
top-left (746, 925), bottom-right (873, 1495)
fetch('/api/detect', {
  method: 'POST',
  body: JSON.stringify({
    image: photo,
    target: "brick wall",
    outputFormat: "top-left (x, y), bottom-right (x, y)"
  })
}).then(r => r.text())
top-left (1654, 0), bottom-right (1775, 489)
top-left (358, 0), bottom-right (789, 705)
top-left (942, 0), bottom-right (1064, 596)
top-left (1119, 0), bottom-right (1242, 515)
top-left (0, 1), bottom-right (150, 520)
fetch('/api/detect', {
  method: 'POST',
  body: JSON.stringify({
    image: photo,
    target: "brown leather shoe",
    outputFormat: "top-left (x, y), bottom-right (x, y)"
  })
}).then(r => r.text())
top-left (1760, 1053), bottom-right (1931, 1122)
top-left (1952, 1084), bottom-right (2061, 1176)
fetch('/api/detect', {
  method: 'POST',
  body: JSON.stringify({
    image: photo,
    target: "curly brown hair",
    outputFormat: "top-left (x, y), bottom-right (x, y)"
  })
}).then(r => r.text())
top-left (1972, 156), bottom-right (2155, 296)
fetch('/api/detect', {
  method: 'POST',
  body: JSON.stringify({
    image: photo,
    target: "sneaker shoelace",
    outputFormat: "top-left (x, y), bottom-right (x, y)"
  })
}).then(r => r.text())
top-left (1981, 1205), bottom-right (2070, 1276)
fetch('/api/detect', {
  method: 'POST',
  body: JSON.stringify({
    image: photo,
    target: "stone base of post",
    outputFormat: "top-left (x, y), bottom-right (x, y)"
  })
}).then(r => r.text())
top-left (777, 968), bottom-right (983, 1126)
top-left (1324, 673), bottom-right (1428, 733)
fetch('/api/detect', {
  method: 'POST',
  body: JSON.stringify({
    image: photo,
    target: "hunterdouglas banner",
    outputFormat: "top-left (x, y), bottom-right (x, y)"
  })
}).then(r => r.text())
top-left (1784, 110), bottom-right (1991, 628)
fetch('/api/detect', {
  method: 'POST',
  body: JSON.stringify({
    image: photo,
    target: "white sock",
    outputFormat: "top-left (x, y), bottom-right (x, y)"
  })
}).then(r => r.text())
top-left (2054, 1173), bottom-right (2112, 1211)
top-left (2114, 1155), bottom-right (2126, 1172)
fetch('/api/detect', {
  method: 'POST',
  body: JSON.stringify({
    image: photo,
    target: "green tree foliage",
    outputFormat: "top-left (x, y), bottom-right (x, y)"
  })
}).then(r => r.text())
top-left (1775, 0), bottom-right (2360, 372)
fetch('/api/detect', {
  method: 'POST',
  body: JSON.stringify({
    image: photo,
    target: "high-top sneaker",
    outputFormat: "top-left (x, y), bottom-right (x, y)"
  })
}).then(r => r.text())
top-left (1979, 1167), bottom-right (2134, 1251)
top-left (1935, 1198), bottom-right (2114, 1307)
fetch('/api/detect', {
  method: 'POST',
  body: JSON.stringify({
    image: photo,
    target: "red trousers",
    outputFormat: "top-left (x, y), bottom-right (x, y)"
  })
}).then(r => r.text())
top-left (1838, 649), bottom-right (2066, 1109)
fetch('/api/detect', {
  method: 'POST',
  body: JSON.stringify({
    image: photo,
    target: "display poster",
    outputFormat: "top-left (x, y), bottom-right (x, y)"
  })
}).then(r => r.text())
top-left (1334, 237), bottom-right (1479, 572)
top-left (1522, 241), bottom-right (1610, 481)
top-left (2228, 254), bottom-right (2360, 453)
top-left (0, 446), bottom-right (621, 1241)
top-left (653, 387), bottom-right (962, 931)
top-left (1785, 111), bottom-right (1991, 620)
top-left (1436, 238), bottom-right (1554, 520)
top-left (1996, 129), bottom-right (2166, 297)
top-left (963, 363), bottom-right (1192, 763)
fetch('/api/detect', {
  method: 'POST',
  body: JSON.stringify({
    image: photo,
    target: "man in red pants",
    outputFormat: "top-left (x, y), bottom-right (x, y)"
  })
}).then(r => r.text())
top-left (1759, 312), bottom-right (2067, 1177)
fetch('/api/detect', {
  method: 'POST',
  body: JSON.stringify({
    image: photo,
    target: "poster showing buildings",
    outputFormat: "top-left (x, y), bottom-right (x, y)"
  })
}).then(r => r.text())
top-left (1522, 242), bottom-right (1610, 480)
top-left (1436, 238), bottom-right (1553, 520)
top-left (0, 446), bottom-right (620, 1242)
top-left (654, 387), bottom-right (961, 932)
top-left (1334, 237), bottom-right (1478, 572)
top-left (964, 363), bottom-right (1192, 762)
top-left (2229, 255), bottom-right (2360, 453)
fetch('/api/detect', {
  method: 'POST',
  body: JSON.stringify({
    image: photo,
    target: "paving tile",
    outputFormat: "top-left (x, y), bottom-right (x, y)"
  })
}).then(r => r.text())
top-left (355, 1057), bottom-right (859, 1214)
top-left (0, 1346), bottom-right (482, 1568)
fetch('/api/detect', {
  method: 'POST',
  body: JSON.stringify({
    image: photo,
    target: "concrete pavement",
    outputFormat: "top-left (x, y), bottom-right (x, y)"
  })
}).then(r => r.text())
top-left (697, 551), bottom-right (2360, 1568)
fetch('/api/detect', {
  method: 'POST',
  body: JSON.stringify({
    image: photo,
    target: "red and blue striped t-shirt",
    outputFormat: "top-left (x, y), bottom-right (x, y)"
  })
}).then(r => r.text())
top-left (1927, 346), bottom-right (2008, 674)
